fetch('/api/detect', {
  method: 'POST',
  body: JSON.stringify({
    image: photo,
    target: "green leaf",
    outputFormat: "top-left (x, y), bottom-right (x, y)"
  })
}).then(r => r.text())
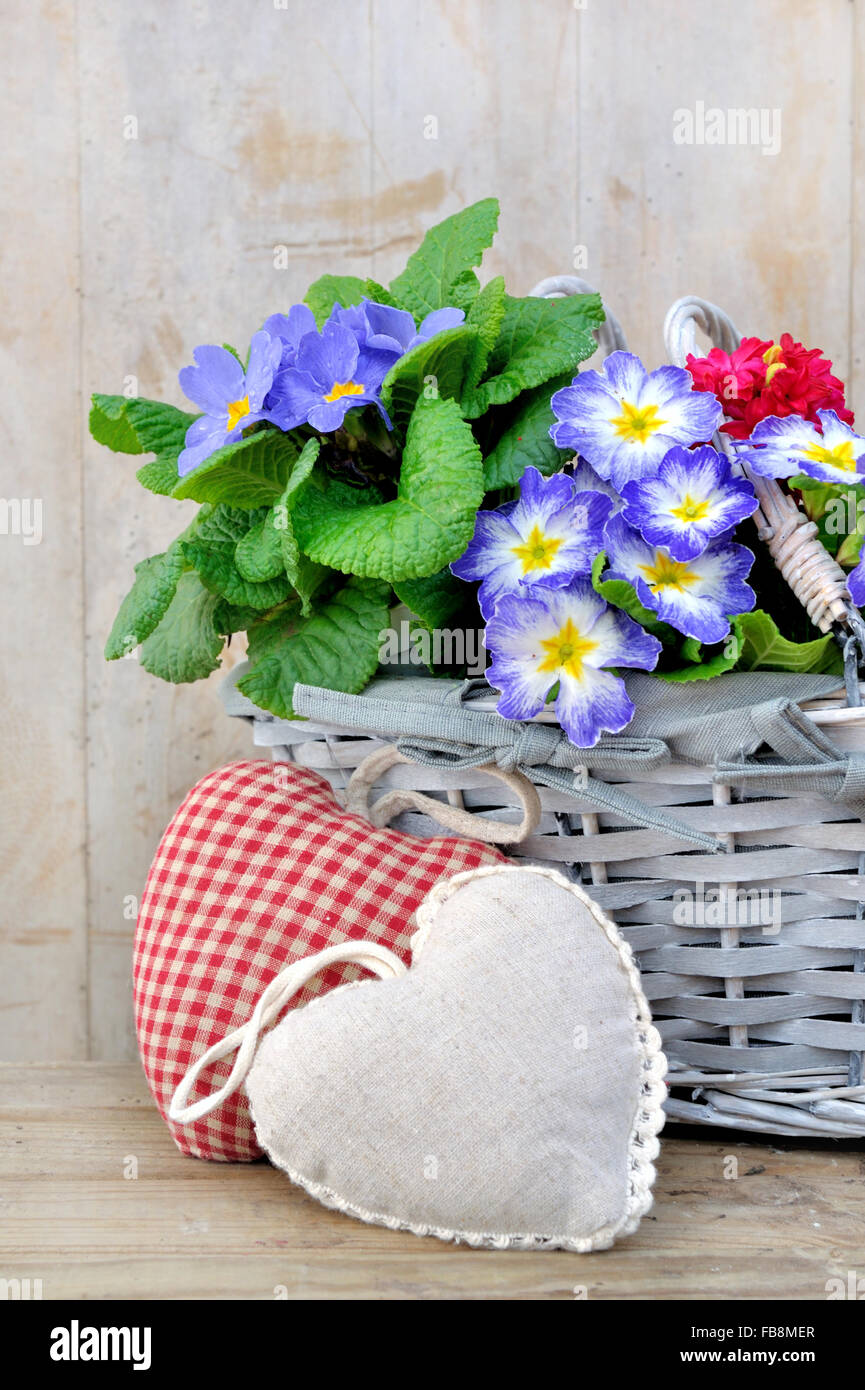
top-left (138, 572), bottom-right (224, 683)
top-left (293, 396), bottom-right (484, 582)
top-left (90, 396), bottom-right (198, 495)
top-left (463, 275), bottom-right (506, 397)
top-left (234, 516), bottom-right (285, 583)
top-left (463, 293), bottom-right (603, 419)
top-left (182, 506), bottom-right (294, 610)
top-left (105, 547), bottom-right (187, 659)
top-left (656, 627), bottom-right (744, 683)
top-left (380, 325), bottom-right (481, 425)
top-left (389, 197), bottom-right (499, 319)
top-left (237, 577), bottom-right (391, 718)
top-left (364, 279), bottom-right (400, 308)
top-left (838, 531), bottom-right (865, 569)
top-left (482, 374), bottom-right (572, 489)
top-left (171, 428), bottom-right (300, 507)
top-left (214, 599), bottom-right (264, 635)
top-left (394, 568), bottom-right (468, 630)
top-left (304, 274), bottom-right (367, 328)
top-left (736, 609), bottom-right (842, 674)
top-left (591, 551), bottom-right (677, 643)
top-left (270, 438), bottom-right (325, 615)
top-left (448, 268), bottom-right (483, 313)
top-left (90, 393), bottom-right (145, 453)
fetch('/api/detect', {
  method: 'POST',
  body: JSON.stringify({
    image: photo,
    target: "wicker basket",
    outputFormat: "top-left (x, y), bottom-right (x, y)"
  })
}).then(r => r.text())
top-left (224, 284), bottom-right (865, 1139)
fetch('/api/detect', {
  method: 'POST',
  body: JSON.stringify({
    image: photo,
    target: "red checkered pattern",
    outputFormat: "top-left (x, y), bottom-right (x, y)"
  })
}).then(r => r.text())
top-left (134, 760), bottom-right (505, 1162)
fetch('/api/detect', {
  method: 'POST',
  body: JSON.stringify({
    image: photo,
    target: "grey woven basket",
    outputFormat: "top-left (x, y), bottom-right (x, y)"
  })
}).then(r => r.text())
top-left (224, 283), bottom-right (865, 1139)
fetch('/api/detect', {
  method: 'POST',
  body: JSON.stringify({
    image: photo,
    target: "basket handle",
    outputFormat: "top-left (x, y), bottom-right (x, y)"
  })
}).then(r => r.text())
top-left (665, 295), bottom-right (859, 641)
top-left (344, 743), bottom-right (542, 844)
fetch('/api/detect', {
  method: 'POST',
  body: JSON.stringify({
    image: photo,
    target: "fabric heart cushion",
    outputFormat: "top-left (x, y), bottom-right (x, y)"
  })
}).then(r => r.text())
top-left (234, 865), bottom-right (667, 1251)
top-left (134, 760), bottom-right (505, 1162)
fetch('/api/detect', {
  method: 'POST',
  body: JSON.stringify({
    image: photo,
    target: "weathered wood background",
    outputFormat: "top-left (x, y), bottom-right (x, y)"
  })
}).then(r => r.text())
top-left (1, 0), bottom-right (861, 1060)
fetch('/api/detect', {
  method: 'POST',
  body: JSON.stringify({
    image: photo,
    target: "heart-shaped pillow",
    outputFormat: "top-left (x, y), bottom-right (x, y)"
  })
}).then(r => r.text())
top-left (238, 865), bottom-right (666, 1251)
top-left (134, 760), bottom-right (505, 1162)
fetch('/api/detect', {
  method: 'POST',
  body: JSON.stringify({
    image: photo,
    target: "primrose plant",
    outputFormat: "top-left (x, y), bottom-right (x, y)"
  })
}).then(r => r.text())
top-left (94, 199), bottom-right (862, 749)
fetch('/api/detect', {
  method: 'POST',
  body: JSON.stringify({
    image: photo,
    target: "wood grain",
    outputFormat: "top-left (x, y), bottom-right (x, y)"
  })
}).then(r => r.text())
top-left (2, 1), bottom-right (865, 1059)
top-left (0, 2), bottom-right (89, 1059)
top-left (1, 1063), bottom-right (863, 1299)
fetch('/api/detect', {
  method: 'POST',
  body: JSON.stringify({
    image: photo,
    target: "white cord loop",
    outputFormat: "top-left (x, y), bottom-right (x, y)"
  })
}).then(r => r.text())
top-left (168, 940), bottom-right (407, 1124)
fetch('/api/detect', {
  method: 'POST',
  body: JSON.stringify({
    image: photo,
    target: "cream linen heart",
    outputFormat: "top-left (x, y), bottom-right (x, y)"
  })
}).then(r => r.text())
top-left (237, 864), bottom-right (666, 1252)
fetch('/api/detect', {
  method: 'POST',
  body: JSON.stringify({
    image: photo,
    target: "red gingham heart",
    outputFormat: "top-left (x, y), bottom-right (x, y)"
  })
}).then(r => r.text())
top-left (134, 760), bottom-right (506, 1162)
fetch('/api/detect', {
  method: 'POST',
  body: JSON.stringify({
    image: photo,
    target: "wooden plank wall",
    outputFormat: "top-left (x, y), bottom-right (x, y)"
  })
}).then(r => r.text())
top-left (0, 0), bottom-right (859, 1059)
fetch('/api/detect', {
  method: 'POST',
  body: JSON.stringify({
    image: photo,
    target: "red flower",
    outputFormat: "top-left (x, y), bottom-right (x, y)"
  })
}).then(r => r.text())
top-left (686, 334), bottom-right (853, 440)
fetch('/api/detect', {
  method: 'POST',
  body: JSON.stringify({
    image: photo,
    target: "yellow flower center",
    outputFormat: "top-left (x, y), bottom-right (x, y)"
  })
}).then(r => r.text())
top-left (510, 524), bottom-right (564, 575)
top-left (670, 493), bottom-right (711, 524)
top-left (537, 617), bottom-right (598, 680)
top-left (226, 395), bottom-right (250, 431)
top-left (638, 551), bottom-right (699, 593)
top-left (763, 343), bottom-right (786, 384)
top-left (324, 380), bottom-right (366, 403)
top-left (610, 399), bottom-right (666, 444)
top-left (801, 440), bottom-right (857, 473)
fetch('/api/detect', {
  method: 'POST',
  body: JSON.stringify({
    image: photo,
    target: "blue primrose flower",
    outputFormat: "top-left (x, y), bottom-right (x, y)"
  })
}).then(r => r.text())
top-left (266, 318), bottom-right (396, 433)
top-left (177, 330), bottom-right (283, 477)
top-left (339, 300), bottom-right (465, 356)
top-left (485, 577), bottom-right (662, 748)
top-left (619, 445), bottom-right (758, 562)
top-left (549, 351), bottom-right (722, 492)
top-left (603, 513), bottom-right (755, 645)
top-left (734, 409), bottom-right (865, 483)
top-left (261, 304), bottom-right (317, 369)
top-left (449, 466), bottom-right (613, 619)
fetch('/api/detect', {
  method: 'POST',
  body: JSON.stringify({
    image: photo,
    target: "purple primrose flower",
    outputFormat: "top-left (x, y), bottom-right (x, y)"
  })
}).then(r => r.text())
top-left (177, 330), bottom-right (283, 476)
top-left (450, 466), bottom-right (612, 619)
top-left (620, 445), bottom-right (758, 561)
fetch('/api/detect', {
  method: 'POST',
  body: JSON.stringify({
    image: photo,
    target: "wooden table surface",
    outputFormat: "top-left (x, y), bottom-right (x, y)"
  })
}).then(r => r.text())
top-left (2, 1063), bottom-right (864, 1301)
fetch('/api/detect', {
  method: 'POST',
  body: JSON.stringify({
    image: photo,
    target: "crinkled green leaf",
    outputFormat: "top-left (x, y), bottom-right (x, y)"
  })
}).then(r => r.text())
top-left (463, 293), bottom-right (603, 419)
top-left (138, 572), bottom-right (224, 683)
top-left (736, 608), bottom-right (842, 674)
top-left (90, 395), bottom-right (198, 495)
top-left (90, 394), bottom-right (145, 453)
top-left (463, 275), bottom-right (506, 397)
top-left (171, 428), bottom-right (300, 507)
top-left (234, 441), bottom-right (323, 587)
top-left (182, 506), bottom-right (293, 610)
top-left (214, 599), bottom-right (265, 635)
top-left (482, 374), bottom-right (573, 488)
top-left (304, 274), bottom-right (367, 328)
top-left (449, 268), bottom-right (483, 313)
top-left (394, 567), bottom-right (468, 630)
top-left (389, 198), bottom-right (499, 319)
top-left (105, 547), bottom-right (187, 659)
top-left (293, 396), bottom-right (483, 582)
top-left (237, 577), bottom-right (391, 718)
top-left (234, 516), bottom-right (285, 583)
top-left (269, 438), bottom-right (325, 614)
top-left (380, 325), bottom-right (480, 425)
top-left (364, 279), bottom-right (399, 308)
